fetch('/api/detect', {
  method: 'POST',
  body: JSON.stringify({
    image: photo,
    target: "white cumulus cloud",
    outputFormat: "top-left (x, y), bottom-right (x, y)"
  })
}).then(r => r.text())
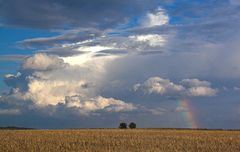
top-left (66, 95), bottom-right (136, 114)
top-left (141, 7), bottom-right (169, 27)
top-left (2, 53), bottom-right (138, 116)
top-left (185, 86), bottom-right (217, 97)
top-left (23, 53), bottom-right (67, 70)
top-left (180, 79), bottom-right (218, 97)
top-left (134, 77), bottom-right (184, 95)
top-left (25, 79), bottom-right (86, 106)
top-left (134, 76), bottom-right (217, 97)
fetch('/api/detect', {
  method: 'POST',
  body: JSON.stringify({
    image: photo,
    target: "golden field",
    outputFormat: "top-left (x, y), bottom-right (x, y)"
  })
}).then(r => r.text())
top-left (0, 129), bottom-right (240, 152)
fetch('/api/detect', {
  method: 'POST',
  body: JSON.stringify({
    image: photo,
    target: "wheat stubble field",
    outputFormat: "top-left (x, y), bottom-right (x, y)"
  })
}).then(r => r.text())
top-left (0, 129), bottom-right (240, 152)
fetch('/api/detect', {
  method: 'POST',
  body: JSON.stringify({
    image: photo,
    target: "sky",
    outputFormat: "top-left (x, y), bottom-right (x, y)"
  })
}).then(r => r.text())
top-left (0, 0), bottom-right (240, 129)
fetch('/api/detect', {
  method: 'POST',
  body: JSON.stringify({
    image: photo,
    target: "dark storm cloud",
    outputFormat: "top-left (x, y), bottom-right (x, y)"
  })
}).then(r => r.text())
top-left (0, 0), bottom-right (165, 29)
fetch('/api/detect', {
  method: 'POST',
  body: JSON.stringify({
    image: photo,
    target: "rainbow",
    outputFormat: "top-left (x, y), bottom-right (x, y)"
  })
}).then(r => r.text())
top-left (178, 100), bottom-right (198, 129)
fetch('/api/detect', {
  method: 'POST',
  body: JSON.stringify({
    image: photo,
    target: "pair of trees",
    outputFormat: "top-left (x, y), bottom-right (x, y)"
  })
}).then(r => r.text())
top-left (119, 122), bottom-right (136, 129)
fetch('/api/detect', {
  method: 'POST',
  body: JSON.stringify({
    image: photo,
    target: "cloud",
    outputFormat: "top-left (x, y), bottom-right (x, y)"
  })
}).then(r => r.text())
top-left (0, 0), bottom-right (161, 29)
top-left (0, 108), bottom-right (21, 115)
top-left (142, 107), bottom-right (166, 115)
top-left (141, 7), bottom-right (169, 27)
top-left (1, 53), bottom-right (178, 118)
top-left (1, 53), bottom-right (140, 117)
top-left (18, 32), bottom-right (169, 66)
top-left (133, 76), bottom-right (217, 97)
top-left (233, 87), bottom-right (240, 91)
top-left (184, 87), bottom-right (217, 97)
top-left (175, 106), bottom-right (188, 112)
top-left (12, 7), bottom-right (170, 60)
top-left (23, 53), bottom-right (67, 70)
top-left (133, 77), bottom-right (184, 95)
top-left (18, 28), bottom-right (102, 49)
top-left (24, 79), bottom-right (86, 106)
top-left (1, 0), bottom-right (240, 128)
top-left (9, 5), bottom-right (170, 62)
top-left (4, 72), bottom-right (29, 92)
top-left (13, 6), bottom-right (170, 59)
top-left (129, 34), bottom-right (166, 47)
top-left (230, 0), bottom-right (240, 6)
top-left (0, 55), bottom-right (26, 61)
top-left (180, 79), bottom-right (218, 97)
top-left (65, 95), bottom-right (136, 114)
top-left (180, 79), bottom-right (212, 88)
top-left (4, 53), bottom-right (96, 107)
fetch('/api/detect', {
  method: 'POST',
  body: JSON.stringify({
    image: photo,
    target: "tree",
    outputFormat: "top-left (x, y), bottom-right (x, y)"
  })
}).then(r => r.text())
top-left (119, 122), bottom-right (127, 129)
top-left (128, 122), bottom-right (136, 129)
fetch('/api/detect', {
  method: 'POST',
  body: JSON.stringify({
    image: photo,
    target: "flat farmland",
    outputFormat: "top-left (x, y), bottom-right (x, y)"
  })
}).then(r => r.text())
top-left (0, 129), bottom-right (240, 152)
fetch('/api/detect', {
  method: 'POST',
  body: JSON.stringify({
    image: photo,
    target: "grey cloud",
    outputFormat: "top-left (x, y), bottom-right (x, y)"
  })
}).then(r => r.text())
top-left (0, 54), bottom-right (27, 61)
top-left (4, 72), bottom-right (29, 92)
top-left (101, 1), bottom-right (240, 82)
top-left (229, 0), bottom-right (240, 6)
top-left (18, 28), bottom-right (103, 49)
top-left (22, 32), bottom-right (169, 59)
top-left (180, 79), bottom-right (212, 88)
top-left (165, 0), bottom-right (231, 24)
top-left (233, 87), bottom-right (240, 91)
top-left (41, 49), bottom-right (86, 57)
top-left (0, 0), bottom-right (161, 29)
top-left (138, 50), bottom-right (165, 56)
top-left (0, 108), bottom-right (21, 115)
top-left (1, 53), bottom-right (138, 115)
top-left (1, 53), bottom-right (175, 118)
top-left (17, 1), bottom-right (240, 60)
top-left (98, 49), bottom-right (129, 55)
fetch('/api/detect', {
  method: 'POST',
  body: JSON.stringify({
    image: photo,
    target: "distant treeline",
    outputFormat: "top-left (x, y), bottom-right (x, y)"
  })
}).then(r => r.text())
top-left (0, 127), bottom-right (239, 131)
top-left (138, 128), bottom-right (240, 131)
top-left (0, 126), bottom-right (34, 130)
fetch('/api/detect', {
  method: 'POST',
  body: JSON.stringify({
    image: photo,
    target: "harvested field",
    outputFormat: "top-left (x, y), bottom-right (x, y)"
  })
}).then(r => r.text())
top-left (0, 129), bottom-right (240, 152)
